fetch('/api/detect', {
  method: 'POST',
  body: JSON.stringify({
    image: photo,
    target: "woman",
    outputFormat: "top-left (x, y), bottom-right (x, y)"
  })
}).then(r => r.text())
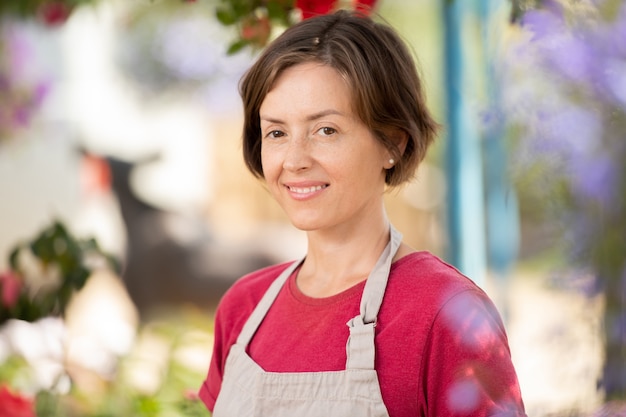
top-left (199, 9), bottom-right (527, 417)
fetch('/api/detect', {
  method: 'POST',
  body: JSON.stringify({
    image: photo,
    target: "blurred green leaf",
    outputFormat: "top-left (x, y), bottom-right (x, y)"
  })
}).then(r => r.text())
top-left (216, 7), bottom-right (237, 25)
top-left (134, 395), bottom-right (161, 417)
top-left (266, 1), bottom-right (287, 21)
top-left (0, 355), bottom-right (30, 383)
top-left (8, 246), bottom-right (20, 270)
top-left (231, 0), bottom-right (254, 18)
top-left (36, 390), bottom-right (62, 417)
top-left (227, 39), bottom-right (248, 54)
top-left (3, 219), bottom-right (120, 324)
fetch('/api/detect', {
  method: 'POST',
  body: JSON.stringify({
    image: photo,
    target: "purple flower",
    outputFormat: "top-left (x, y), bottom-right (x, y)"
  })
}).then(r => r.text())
top-left (569, 150), bottom-right (617, 208)
top-left (12, 105), bottom-right (32, 127)
top-left (545, 35), bottom-right (594, 83)
top-left (4, 25), bottom-right (34, 80)
top-left (610, 312), bottom-right (626, 345)
top-left (610, 1), bottom-right (626, 55)
top-left (521, 7), bottom-right (564, 41)
top-left (535, 105), bottom-right (619, 209)
top-left (33, 81), bottom-right (51, 106)
top-left (602, 58), bottom-right (626, 110)
top-left (542, 105), bottom-right (601, 156)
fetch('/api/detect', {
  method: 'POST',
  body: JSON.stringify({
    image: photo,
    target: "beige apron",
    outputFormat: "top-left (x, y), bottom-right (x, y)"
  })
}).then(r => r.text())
top-left (212, 226), bottom-right (402, 417)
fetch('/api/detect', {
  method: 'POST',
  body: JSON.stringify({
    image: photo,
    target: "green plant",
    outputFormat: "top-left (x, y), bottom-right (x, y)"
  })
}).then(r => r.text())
top-left (0, 220), bottom-right (119, 325)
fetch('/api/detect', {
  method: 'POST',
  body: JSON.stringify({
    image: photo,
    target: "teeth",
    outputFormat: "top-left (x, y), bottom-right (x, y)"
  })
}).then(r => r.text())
top-left (289, 185), bottom-right (327, 194)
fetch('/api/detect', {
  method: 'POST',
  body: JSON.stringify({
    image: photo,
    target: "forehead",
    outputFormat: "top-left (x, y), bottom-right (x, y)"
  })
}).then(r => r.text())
top-left (273, 62), bottom-right (347, 92)
top-left (261, 62), bottom-right (354, 114)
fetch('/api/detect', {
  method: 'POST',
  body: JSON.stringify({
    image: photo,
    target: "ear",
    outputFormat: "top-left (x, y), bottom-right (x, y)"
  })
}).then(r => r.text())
top-left (392, 129), bottom-right (409, 155)
top-left (384, 129), bottom-right (409, 168)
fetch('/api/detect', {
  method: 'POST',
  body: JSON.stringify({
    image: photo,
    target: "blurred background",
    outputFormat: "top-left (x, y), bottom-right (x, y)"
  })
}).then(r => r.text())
top-left (0, 0), bottom-right (623, 415)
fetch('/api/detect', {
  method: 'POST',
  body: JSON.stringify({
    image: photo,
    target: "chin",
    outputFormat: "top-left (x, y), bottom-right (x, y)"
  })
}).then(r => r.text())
top-left (289, 220), bottom-right (319, 232)
top-left (287, 215), bottom-right (326, 232)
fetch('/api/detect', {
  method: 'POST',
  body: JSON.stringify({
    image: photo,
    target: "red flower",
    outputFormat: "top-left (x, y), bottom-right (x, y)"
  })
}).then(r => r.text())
top-left (296, 0), bottom-right (378, 19)
top-left (296, 0), bottom-right (337, 20)
top-left (354, 0), bottom-right (378, 15)
top-left (240, 15), bottom-right (272, 46)
top-left (37, 1), bottom-right (73, 27)
top-left (0, 385), bottom-right (36, 417)
top-left (0, 270), bottom-right (22, 309)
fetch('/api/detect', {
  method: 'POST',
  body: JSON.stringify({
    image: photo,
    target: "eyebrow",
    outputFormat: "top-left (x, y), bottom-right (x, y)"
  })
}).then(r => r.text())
top-left (260, 109), bottom-right (344, 124)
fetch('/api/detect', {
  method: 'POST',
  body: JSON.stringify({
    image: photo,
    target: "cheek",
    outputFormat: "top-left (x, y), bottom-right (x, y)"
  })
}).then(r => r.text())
top-left (260, 148), bottom-right (279, 181)
top-left (350, 152), bottom-right (387, 186)
top-left (347, 145), bottom-right (383, 171)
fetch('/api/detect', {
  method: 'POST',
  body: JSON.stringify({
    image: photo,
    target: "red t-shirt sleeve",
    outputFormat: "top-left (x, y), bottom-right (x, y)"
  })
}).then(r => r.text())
top-left (420, 289), bottom-right (526, 417)
top-left (198, 304), bottom-right (226, 411)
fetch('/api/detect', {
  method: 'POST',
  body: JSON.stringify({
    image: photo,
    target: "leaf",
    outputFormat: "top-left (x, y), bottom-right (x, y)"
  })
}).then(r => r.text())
top-left (231, 0), bottom-right (254, 18)
top-left (70, 267), bottom-right (91, 290)
top-left (4, 219), bottom-right (120, 321)
top-left (79, 237), bottom-right (99, 251)
top-left (134, 395), bottom-right (161, 417)
top-left (216, 7), bottom-right (237, 25)
top-left (8, 245), bottom-right (22, 270)
top-left (227, 39), bottom-right (248, 54)
top-left (266, 1), bottom-right (287, 20)
top-left (35, 390), bottom-right (61, 417)
top-left (105, 254), bottom-right (123, 275)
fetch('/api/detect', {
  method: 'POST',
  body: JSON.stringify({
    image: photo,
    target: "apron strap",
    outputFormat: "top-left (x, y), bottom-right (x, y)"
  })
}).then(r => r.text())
top-left (359, 225), bottom-right (403, 324)
top-left (346, 225), bottom-right (402, 370)
top-left (236, 259), bottom-right (304, 346)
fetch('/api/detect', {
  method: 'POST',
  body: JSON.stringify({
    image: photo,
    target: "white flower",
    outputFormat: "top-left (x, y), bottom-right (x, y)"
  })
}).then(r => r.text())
top-left (15, 248), bottom-right (63, 298)
top-left (0, 317), bottom-right (69, 394)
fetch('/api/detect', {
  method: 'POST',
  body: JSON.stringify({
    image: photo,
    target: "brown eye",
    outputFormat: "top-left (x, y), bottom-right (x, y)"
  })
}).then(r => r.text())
top-left (266, 130), bottom-right (285, 139)
top-left (319, 127), bottom-right (336, 136)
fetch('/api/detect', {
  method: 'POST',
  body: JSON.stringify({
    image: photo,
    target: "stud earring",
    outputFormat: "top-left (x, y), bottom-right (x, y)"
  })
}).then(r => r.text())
top-left (388, 158), bottom-right (395, 165)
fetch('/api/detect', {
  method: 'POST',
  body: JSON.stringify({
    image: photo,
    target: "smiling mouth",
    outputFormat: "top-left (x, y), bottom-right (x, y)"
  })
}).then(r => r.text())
top-left (287, 184), bottom-right (328, 194)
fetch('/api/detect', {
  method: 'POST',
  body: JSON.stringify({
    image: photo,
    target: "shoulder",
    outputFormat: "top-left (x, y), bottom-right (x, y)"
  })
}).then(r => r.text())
top-left (385, 251), bottom-right (502, 334)
top-left (392, 256), bottom-right (524, 415)
top-left (389, 251), bottom-right (484, 302)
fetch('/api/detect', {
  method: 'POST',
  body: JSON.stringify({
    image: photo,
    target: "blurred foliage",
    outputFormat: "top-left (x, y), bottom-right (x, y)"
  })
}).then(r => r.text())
top-left (213, 0), bottom-right (379, 53)
top-left (215, 0), bottom-right (295, 54)
top-left (0, 0), bottom-right (102, 27)
top-left (501, 0), bottom-right (626, 400)
top-left (0, 22), bottom-right (50, 144)
top-left (115, 0), bottom-right (251, 96)
top-left (1, 221), bottom-right (119, 325)
top-left (113, 0), bottom-right (379, 97)
top-left (1, 310), bottom-right (213, 416)
top-left (510, 0), bottom-right (545, 22)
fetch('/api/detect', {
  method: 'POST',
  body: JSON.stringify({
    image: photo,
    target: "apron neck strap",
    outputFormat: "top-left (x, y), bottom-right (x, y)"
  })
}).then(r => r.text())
top-left (358, 224), bottom-right (403, 324)
top-left (345, 224), bottom-right (403, 370)
top-left (235, 258), bottom-right (303, 346)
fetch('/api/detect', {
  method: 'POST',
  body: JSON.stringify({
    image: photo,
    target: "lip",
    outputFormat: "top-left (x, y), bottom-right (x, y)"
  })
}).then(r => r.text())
top-left (283, 181), bottom-right (329, 200)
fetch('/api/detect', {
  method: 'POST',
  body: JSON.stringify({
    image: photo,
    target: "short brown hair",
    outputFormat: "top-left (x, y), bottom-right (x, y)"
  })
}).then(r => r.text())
top-left (240, 10), bottom-right (439, 186)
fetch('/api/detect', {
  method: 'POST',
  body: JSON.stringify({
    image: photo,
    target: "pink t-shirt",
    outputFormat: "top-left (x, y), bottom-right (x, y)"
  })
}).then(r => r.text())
top-left (199, 252), bottom-right (526, 417)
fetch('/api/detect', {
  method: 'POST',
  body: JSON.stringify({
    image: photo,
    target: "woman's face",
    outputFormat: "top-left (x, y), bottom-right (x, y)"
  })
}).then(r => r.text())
top-left (259, 62), bottom-right (391, 234)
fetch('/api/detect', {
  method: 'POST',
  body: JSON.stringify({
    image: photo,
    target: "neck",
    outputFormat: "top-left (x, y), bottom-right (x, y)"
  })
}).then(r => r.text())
top-left (297, 216), bottom-right (392, 298)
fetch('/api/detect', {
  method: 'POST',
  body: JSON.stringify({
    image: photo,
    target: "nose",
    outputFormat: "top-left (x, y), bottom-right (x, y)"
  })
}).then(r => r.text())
top-left (282, 135), bottom-right (312, 172)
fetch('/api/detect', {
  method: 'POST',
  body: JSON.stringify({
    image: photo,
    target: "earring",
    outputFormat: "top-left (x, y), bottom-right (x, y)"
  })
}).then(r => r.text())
top-left (388, 158), bottom-right (395, 166)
